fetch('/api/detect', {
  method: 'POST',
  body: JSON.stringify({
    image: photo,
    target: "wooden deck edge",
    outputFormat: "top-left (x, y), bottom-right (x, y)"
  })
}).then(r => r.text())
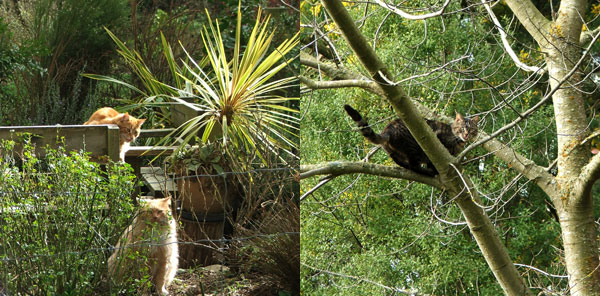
top-left (125, 146), bottom-right (177, 157)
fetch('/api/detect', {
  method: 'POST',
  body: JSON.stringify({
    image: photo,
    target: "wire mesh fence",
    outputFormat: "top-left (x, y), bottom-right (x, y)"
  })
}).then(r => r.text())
top-left (0, 141), bottom-right (299, 295)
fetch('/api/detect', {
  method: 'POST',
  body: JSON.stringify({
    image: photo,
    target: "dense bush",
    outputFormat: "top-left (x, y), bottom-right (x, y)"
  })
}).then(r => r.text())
top-left (0, 139), bottom-right (139, 294)
top-left (0, 0), bottom-right (128, 125)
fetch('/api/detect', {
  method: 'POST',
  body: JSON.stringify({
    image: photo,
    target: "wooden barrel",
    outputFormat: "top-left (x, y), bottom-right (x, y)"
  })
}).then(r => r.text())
top-left (175, 174), bottom-right (236, 268)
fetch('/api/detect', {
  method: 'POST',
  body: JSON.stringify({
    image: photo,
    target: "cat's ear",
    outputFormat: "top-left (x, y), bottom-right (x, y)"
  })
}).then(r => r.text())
top-left (472, 115), bottom-right (480, 124)
top-left (137, 118), bottom-right (146, 127)
top-left (158, 196), bottom-right (171, 208)
top-left (454, 112), bottom-right (464, 122)
top-left (119, 113), bottom-right (130, 123)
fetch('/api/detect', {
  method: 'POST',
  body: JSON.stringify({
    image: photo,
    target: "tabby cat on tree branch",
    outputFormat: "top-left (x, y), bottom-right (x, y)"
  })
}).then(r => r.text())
top-left (344, 105), bottom-right (479, 176)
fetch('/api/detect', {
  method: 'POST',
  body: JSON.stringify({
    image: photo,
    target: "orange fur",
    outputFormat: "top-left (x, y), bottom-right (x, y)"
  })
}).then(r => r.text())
top-left (84, 107), bottom-right (146, 161)
top-left (108, 196), bottom-right (179, 295)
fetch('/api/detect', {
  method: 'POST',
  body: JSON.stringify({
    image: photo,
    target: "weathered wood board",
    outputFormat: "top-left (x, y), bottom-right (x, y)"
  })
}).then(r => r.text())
top-left (169, 97), bottom-right (221, 141)
top-left (170, 97), bottom-right (203, 128)
top-left (140, 166), bottom-right (177, 197)
top-left (0, 125), bottom-right (120, 162)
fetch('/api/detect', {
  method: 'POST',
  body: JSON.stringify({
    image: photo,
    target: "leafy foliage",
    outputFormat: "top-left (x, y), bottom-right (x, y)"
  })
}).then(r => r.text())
top-left (0, 0), bottom-right (128, 125)
top-left (0, 139), bottom-right (138, 294)
top-left (169, 6), bottom-right (299, 159)
top-left (168, 141), bottom-right (226, 175)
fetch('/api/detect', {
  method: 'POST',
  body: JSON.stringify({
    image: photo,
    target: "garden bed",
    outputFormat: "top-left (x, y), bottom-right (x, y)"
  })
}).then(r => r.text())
top-left (168, 265), bottom-right (290, 296)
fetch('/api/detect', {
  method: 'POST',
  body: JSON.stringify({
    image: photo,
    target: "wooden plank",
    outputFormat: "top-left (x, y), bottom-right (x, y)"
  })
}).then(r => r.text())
top-left (139, 128), bottom-right (176, 138)
top-left (170, 97), bottom-right (203, 112)
top-left (169, 97), bottom-right (222, 141)
top-left (0, 125), bottom-right (120, 161)
top-left (170, 97), bottom-right (202, 128)
top-left (106, 125), bottom-right (120, 162)
top-left (140, 167), bottom-right (177, 197)
top-left (125, 146), bottom-right (177, 157)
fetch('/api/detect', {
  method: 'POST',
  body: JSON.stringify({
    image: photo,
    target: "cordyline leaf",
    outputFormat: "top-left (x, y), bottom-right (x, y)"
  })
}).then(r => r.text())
top-left (251, 77), bottom-right (298, 97)
top-left (233, 3), bottom-right (242, 80)
top-left (202, 119), bottom-right (217, 143)
top-left (87, 28), bottom-right (181, 100)
top-left (161, 32), bottom-right (182, 89)
top-left (177, 68), bottom-right (219, 104)
top-left (81, 74), bottom-right (147, 97)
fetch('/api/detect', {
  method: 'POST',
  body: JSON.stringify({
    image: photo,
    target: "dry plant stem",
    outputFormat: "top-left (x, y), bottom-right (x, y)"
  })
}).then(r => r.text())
top-left (320, 0), bottom-right (531, 294)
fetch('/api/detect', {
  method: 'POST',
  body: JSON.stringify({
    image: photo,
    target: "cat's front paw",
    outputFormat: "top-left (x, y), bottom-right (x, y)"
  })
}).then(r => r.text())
top-left (159, 287), bottom-right (169, 295)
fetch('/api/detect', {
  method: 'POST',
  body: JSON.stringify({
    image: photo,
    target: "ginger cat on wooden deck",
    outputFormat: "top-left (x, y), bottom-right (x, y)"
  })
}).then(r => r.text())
top-left (84, 107), bottom-right (146, 161)
top-left (108, 196), bottom-right (179, 295)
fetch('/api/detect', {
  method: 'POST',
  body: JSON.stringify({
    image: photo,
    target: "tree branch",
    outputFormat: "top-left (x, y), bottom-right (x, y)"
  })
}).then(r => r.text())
top-left (302, 262), bottom-right (432, 295)
top-left (299, 75), bottom-right (378, 92)
top-left (300, 161), bottom-right (442, 188)
top-left (503, 0), bottom-right (551, 49)
top-left (322, 0), bottom-right (455, 177)
top-left (556, 0), bottom-right (587, 42)
top-left (460, 27), bottom-right (600, 182)
top-left (576, 152), bottom-right (600, 199)
top-left (480, 134), bottom-right (557, 196)
top-left (321, 1), bottom-right (532, 294)
top-left (481, 0), bottom-right (546, 74)
top-left (373, 0), bottom-right (451, 20)
top-left (301, 50), bottom-right (385, 96)
top-left (301, 23), bottom-right (342, 63)
top-left (580, 25), bottom-right (600, 45)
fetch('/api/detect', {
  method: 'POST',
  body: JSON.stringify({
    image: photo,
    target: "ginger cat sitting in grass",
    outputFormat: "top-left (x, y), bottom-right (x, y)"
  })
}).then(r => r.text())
top-left (84, 107), bottom-right (146, 161)
top-left (108, 196), bottom-right (179, 295)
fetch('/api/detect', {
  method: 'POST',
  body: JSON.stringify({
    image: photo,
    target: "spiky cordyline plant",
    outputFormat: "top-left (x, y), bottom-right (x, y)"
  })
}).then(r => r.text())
top-left (167, 5), bottom-right (299, 162)
top-left (85, 4), bottom-right (299, 163)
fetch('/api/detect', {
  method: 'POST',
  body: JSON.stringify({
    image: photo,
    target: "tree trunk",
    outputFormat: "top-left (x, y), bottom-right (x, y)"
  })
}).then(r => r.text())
top-left (541, 1), bottom-right (600, 294)
top-left (556, 191), bottom-right (600, 295)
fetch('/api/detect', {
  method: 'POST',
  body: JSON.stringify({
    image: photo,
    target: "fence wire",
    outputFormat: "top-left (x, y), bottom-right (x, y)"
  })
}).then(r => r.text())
top-left (0, 231), bottom-right (300, 263)
top-left (0, 168), bottom-right (299, 266)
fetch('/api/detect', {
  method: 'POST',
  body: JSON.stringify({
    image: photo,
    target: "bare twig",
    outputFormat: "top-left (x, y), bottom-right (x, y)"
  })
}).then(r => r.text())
top-left (374, 0), bottom-right (452, 20)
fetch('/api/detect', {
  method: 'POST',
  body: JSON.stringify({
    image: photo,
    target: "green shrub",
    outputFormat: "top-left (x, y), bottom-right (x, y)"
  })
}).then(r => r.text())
top-left (0, 138), bottom-right (139, 294)
top-left (0, 0), bottom-right (128, 125)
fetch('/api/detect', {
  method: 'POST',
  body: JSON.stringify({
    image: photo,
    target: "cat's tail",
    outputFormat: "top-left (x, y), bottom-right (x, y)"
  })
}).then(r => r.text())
top-left (344, 105), bottom-right (387, 145)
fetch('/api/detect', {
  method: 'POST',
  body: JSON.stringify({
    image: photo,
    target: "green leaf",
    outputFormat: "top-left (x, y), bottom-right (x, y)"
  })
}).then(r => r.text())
top-left (213, 164), bottom-right (224, 175)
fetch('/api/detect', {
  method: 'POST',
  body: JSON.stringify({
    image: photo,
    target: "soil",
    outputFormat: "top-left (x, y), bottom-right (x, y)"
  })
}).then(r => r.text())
top-left (167, 265), bottom-right (274, 296)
